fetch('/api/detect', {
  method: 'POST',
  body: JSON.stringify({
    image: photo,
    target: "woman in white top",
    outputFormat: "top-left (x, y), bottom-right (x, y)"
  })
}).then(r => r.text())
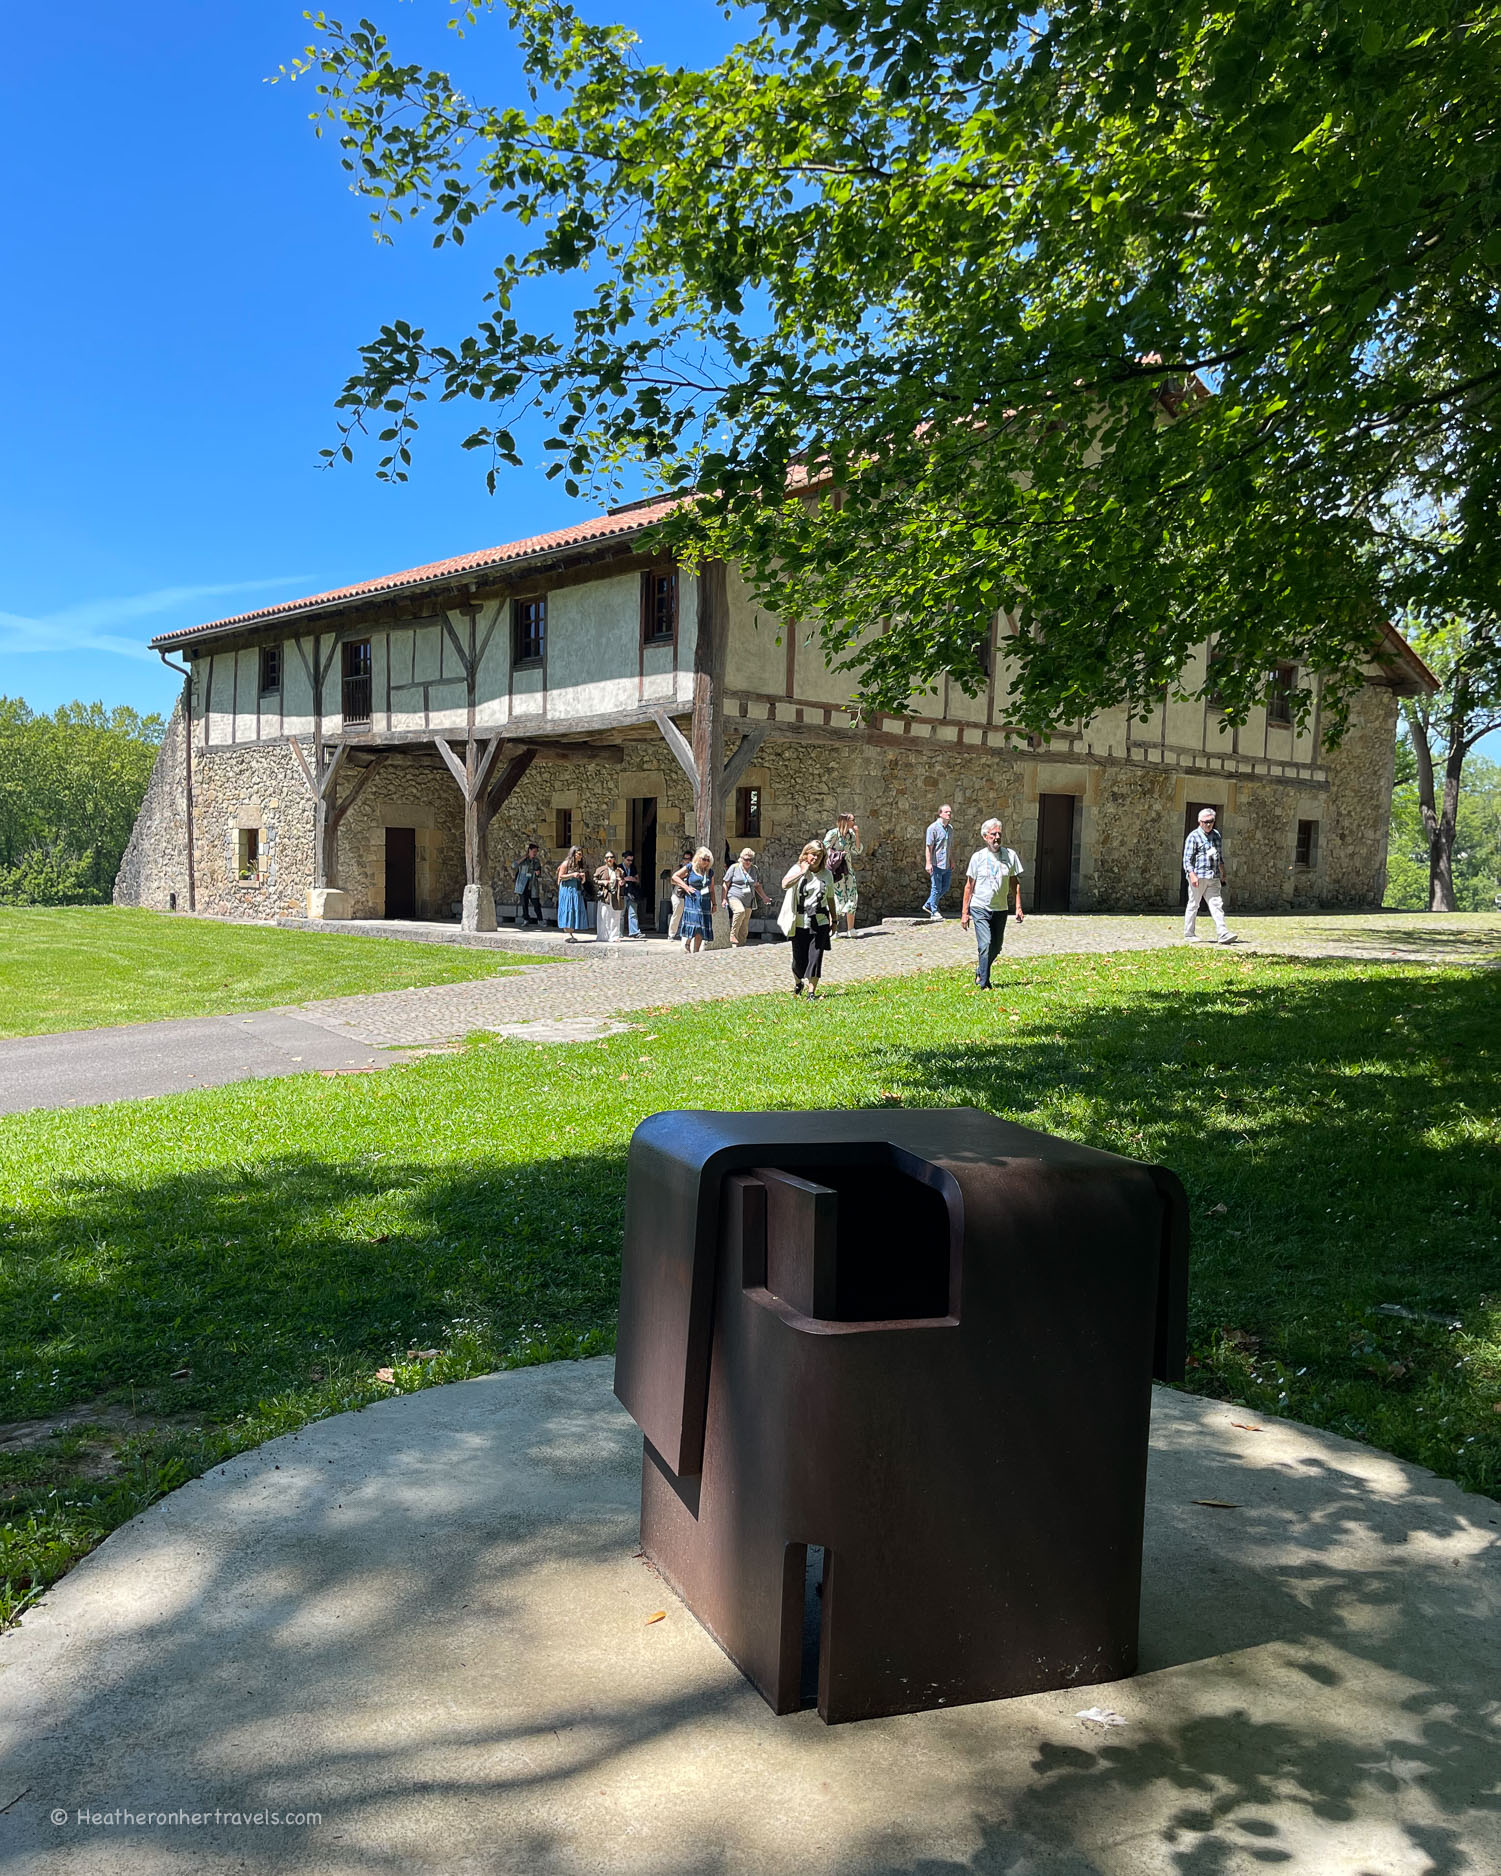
top-left (959, 818), bottom-right (1025, 989)
top-left (780, 841), bottom-right (837, 997)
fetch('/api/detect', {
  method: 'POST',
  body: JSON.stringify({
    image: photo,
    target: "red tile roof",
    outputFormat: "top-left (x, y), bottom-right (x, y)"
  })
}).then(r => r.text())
top-left (149, 495), bottom-right (684, 649)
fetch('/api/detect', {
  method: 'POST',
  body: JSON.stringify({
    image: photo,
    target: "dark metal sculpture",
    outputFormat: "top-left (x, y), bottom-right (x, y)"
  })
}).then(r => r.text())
top-left (615, 1108), bottom-right (1189, 1725)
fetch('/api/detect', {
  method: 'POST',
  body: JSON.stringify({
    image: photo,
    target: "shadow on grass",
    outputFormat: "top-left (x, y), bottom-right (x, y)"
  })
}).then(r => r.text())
top-left (4, 1148), bottom-right (628, 1425)
top-left (864, 959), bottom-right (1501, 1498)
top-left (0, 1146), bottom-right (626, 1620)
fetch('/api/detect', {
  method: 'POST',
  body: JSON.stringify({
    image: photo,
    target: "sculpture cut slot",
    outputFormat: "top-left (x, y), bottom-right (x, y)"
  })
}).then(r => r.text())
top-left (800, 1545), bottom-right (826, 1708)
top-left (749, 1160), bottom-right (952, 1323)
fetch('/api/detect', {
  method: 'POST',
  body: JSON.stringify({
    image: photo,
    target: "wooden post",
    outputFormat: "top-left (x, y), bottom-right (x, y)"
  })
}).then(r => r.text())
top-left (692, 560), bottom-right (730, 862)
top-left (434, 734), bottom-right (504, 929)
top-left (289, 735), bottom-right (348, 890)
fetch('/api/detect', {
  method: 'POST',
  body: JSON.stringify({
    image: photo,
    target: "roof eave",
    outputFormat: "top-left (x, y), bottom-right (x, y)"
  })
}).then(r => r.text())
top-left (147, 522), bottom-right (662, 653)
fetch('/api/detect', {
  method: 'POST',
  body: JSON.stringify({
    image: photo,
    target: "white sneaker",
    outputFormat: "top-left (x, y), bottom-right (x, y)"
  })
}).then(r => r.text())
top-left (1217, 932), bottom-right (1240, 945)
top-left (928, 909), bottom-right (945, 922)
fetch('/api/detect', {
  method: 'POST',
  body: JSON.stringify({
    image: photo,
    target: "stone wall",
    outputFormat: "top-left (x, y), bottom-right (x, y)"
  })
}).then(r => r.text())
top-left (113, 696), bottom-right (191, 911)
top-left (1321, 684), bottom-right (1398, 907)
top-left (116, 686), bottom-right (1401, 922)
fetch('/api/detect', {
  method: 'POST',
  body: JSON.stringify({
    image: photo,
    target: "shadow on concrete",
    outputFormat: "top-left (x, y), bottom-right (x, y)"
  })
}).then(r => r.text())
top-left (3, 1360), bottom-right (1497, 1875)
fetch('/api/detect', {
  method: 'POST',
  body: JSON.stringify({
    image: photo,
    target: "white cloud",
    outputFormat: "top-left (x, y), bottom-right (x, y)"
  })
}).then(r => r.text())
top-left (0, 579), bottom-right (308, 662)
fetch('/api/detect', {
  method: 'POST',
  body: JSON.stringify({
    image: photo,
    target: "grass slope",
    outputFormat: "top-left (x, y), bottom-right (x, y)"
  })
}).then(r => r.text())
top-left (2, 946), bottom-right (1498, 1624)
top-left (0, 906), bottom-right (540, 1036)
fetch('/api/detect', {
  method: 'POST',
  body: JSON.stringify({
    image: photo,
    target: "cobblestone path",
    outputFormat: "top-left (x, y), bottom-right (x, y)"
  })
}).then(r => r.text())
top-left (282, 911), bottom-right (1500, 1049)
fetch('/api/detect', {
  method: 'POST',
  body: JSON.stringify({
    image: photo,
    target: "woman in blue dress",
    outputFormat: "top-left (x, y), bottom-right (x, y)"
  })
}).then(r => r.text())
top-left (555, 845), bottom-right (590, 943)
top-left (672, 845), bottom-right (716, 953)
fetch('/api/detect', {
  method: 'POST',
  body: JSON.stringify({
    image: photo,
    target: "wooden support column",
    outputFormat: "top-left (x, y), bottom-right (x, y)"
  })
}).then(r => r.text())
top-left (433, 735), bottom-right (506, 884)
top-left (692, 559), bottom-right (730, 861)
top-left (434, 733), bottom-right (506, 930)
top-left (289, 631), bottom-right (345, 893)
top-left (289, 735), bottom-right (349, 889)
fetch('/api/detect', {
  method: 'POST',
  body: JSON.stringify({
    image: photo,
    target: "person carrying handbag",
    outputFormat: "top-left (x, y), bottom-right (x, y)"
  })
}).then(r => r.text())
top-left (780, 841), bottom-right (836, 997)
top-left (822, 812), bottom-right (861, 935)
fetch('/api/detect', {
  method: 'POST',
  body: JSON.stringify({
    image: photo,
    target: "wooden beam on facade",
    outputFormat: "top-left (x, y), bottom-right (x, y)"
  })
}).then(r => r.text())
top-left (652, 708), bottom-right (700, 792)
top-left (481, 747), bottom-right (537, 835)
top-left (328, 751), bottom-right (390, 833)
top-left (720, 725), bottom-right (768, 798)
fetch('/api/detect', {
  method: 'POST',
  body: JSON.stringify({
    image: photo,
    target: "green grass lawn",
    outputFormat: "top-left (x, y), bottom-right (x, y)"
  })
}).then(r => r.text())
top-left (2, 946), bottom-right (1498, 1624)
top-left (0, 906), bottom-right (543, 1036)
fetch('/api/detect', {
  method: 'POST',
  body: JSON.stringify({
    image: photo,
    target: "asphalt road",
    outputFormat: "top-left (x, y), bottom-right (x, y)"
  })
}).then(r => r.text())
top-left (0, 1010), bottom-right (403, 1114)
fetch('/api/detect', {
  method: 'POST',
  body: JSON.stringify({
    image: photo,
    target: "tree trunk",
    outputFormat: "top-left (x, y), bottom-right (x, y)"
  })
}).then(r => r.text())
top-left (1406, 703), bottom-right (1453, 912)
top-left (1430, 742), bottom-right (1466, 913)
top-left (692, 560), bottom-right (729, 862)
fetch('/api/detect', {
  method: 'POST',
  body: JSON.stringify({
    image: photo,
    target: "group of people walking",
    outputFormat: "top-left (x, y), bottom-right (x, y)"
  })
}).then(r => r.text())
top-left (507, 796), bottom-right (1238, 985)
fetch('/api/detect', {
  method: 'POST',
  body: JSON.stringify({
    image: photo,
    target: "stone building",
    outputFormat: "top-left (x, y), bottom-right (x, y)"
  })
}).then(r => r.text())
top-left (115, 496), bottom-right (1434, 926)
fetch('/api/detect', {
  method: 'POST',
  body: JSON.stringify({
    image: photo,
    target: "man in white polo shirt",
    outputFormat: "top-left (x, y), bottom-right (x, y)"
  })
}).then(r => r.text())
top-left (960, 818), bottom-right (1025, 989)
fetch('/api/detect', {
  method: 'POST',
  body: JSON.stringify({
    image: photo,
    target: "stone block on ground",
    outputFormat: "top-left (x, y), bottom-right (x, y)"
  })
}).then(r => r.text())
top-left (305, 887), bottom-right (352, 921)
top-left (461, 884), bottom-right (497, 932)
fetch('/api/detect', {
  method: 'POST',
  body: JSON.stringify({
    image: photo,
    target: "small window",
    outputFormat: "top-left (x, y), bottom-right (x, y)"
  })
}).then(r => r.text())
top-left (513, 596), bottom-right (546, 666)
top-left (641, 568), bottom-right (677, 644)
top-left (1295, 819), bottom-right (1319, 869)
top-left (259, 645), bottom-right (281, 695)
top-left (237, 827), bottom-right (261, 881)
top-left (735, 785), bottom-right (762, 839)
top-left (555, 806), bottom-right (573, 850)
top-left (342, 639), bottom-right (372, 725)
top-left (1267, 663), bottom-right (1297, 726)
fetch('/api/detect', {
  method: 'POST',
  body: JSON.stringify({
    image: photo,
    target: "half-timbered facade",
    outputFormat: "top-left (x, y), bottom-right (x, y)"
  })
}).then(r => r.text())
top-left (116, 496), bottom-right (1433, 926)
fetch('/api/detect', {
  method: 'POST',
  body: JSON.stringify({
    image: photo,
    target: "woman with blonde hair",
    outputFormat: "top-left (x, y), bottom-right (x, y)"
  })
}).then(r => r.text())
top-left (779, 840), bottom-right (836, 996)
top-left (672, 845), bottom-right (716, 954)
top-left (556, 845), bottom-right (589, 944)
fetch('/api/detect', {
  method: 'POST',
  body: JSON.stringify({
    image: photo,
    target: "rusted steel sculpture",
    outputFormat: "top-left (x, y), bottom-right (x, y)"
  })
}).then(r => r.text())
top-left (614, 1108), bottom-right (1189, 1725)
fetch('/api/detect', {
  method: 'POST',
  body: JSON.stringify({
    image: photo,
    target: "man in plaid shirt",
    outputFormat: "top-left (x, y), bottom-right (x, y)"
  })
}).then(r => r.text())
top-left (1183, 807), bottom-right (1238, 944)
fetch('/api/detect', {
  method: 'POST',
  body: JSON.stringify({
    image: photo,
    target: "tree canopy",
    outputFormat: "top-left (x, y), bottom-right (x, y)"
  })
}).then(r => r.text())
top-left (295, 0), bottom-right (1501, 730)
top-left (0, 700), bottom-right (165, 904)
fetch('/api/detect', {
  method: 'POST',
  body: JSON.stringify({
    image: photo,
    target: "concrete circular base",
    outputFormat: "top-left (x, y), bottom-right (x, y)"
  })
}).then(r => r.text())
top-left (2, 1361), bottom-right (1496, 1875)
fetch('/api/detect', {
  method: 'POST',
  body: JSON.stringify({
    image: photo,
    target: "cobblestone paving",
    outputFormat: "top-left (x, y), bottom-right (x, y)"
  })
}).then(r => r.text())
top-left (281, 912), bottom-right (1501, 1048)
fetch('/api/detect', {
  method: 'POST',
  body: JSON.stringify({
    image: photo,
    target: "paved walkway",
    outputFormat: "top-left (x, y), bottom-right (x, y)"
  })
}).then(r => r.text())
top-left (0, 913), bottom-right (1494, 1113)
top-left (283, 910), bottom-right (1501, 1050)
top-left (0, 1011), bottom-right (401, 1115)
top-left (1, 1358), bottom-right (1496, 1875)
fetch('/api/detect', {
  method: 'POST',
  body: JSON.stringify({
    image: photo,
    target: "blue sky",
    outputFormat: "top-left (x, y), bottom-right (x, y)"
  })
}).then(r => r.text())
top-left (0, 0), bottom-right (731, 721)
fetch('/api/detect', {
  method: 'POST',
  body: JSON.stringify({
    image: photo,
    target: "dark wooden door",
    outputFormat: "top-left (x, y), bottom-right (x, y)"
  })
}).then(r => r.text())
top-left (627, 796), bottom-right (657, 928)
top-left (1180, 802), bottom-right (1218, 905)
top-left (1034, 794), bottom-right (1076, 913)
top-left (385, 826), bottom-right (417, 919)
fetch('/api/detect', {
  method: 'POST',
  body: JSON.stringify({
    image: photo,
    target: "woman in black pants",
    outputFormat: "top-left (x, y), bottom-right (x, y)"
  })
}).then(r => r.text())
top-left (780, 840), bottom-right (836, 997)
